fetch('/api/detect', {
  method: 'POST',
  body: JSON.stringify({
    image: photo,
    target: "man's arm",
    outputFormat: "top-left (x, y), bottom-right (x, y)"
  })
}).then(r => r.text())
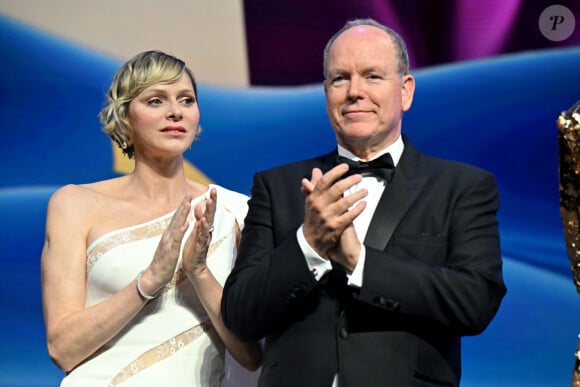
top-left (356, 170), bottom-right (506, 336)
top-left (221, 171), bottom-right (319, 341)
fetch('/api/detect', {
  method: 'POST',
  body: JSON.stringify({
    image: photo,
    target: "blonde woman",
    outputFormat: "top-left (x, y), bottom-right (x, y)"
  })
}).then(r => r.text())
top-left (41, 50), bottom-right (261, 386)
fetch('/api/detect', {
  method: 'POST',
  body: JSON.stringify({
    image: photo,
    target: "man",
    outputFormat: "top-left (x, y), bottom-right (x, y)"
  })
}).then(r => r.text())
top-left (222, 18), bottom-right (506, 387)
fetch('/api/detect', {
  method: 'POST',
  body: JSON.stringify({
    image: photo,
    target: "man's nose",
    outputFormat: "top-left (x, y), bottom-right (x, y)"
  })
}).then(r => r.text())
top-left (347, 77), bottom-right (364, 100)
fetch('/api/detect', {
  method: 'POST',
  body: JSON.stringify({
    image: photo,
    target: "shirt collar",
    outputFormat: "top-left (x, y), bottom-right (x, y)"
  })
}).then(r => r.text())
top-left (337, 135), bottom-right (404, 166)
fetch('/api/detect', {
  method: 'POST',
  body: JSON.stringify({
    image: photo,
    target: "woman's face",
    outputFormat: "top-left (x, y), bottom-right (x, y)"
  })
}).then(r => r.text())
top-left (128, 73), bottom-right (199, 159)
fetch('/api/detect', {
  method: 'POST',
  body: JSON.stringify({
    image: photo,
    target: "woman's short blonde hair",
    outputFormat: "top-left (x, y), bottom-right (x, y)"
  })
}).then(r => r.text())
top-left (99, 50), bottom-right (198, 159)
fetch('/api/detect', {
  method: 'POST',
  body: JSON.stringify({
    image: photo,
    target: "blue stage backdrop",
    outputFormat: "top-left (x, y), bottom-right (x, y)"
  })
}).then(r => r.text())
top-left (1, 15), bottom-right (579, 386)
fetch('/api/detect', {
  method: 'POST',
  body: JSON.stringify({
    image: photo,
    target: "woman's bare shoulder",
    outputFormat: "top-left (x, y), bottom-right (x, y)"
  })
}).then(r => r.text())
top-left (48, 177), bottom-right (126, 212)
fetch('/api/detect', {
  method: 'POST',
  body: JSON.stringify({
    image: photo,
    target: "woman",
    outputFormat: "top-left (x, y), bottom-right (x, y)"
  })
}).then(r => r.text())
top-left (41, 50), bottom-right (261, 386)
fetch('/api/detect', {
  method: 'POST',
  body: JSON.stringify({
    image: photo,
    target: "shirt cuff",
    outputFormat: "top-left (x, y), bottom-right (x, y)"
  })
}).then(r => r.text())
top-left (297, 225), bottom-right (332, 281)
top-left (346, 245), bottom-right (366, 288)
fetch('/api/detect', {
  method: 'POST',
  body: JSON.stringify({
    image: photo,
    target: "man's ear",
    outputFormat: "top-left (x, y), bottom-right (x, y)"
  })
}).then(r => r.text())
top-left (401, 74), bottom-right (415, 112)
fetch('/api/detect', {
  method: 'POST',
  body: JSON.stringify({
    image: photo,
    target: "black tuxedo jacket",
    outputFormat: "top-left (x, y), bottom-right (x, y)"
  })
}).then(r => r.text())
top-left (222, 137), bottom-right (506, 387)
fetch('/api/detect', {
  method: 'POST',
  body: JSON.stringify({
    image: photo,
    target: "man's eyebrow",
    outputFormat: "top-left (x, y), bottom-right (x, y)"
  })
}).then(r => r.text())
top-left (328, 68), bottom-right (347, 75)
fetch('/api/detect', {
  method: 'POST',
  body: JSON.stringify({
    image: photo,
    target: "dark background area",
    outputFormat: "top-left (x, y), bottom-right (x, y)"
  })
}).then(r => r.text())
top-left (243, 0), bottom-right (580, 85)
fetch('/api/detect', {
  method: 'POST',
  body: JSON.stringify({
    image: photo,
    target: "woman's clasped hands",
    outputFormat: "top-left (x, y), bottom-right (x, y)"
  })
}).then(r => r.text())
top-left (136, 188), bottom-right (218, 299)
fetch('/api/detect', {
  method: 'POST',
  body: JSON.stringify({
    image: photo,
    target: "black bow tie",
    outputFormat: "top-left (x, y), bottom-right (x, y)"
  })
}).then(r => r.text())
top-left (335, 153), bottom-right (396, 182)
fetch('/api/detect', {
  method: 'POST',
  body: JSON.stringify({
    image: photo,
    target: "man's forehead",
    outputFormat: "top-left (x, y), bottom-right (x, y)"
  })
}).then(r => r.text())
top-left (330, 27), bottom-right (393, 55)
top-left (327, 35), bottom-right (396, 69)
top-left (337, 24), bottom-right (390, 41)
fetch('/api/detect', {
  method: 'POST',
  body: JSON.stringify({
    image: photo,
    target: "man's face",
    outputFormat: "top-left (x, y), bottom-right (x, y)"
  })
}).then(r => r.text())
top-left (324, 25), bottom-right (414, 158)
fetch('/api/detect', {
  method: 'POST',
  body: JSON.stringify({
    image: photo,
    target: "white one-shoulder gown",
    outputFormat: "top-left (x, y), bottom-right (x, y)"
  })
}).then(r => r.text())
top-left (60, 185), bottom-right (258, 387)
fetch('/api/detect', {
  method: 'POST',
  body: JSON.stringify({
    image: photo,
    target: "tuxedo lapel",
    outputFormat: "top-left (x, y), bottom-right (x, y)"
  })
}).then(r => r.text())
top-left (364, 139), bottom-right (428, 251)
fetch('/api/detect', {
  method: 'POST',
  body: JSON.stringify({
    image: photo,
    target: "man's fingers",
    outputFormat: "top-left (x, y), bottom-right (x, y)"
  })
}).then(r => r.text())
top-left (302, 168), bottom-right (324, 195)
top-left (314, 164), bottom-right (350, 191)
top-left (323, 187), bottom-right (367, 218)
top-left (301, 178), bottom-right (315, 195)
top-left (311, 168), bottom-right (323, 185)
top-left (329, 173), bottom-right (363, 196)
top-left (339, 200), bottom-right (366, 224)
top-left (342, 187), bottom-right (368, 209)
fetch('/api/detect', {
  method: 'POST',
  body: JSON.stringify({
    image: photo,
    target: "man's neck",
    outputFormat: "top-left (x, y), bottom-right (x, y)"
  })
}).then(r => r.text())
top-left (337, 135), bottom-right (404, 165)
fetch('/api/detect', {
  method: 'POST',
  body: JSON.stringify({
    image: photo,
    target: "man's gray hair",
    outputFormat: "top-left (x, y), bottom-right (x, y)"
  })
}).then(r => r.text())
top-left (322, 18), bottom-right (410, 80)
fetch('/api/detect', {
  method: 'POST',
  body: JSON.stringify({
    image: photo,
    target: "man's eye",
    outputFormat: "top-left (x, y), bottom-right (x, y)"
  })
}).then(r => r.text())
top-left (332, 76), bottom-right (346, 84)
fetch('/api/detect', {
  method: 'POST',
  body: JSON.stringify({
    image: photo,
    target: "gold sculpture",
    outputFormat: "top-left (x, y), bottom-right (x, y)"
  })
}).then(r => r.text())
top-left (557, 100), bottom-right (580, 386)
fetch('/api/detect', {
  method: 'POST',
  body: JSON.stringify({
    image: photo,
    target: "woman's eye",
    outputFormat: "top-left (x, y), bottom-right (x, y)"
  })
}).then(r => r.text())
top-left (147, 98), bottom-right (162, 105)
top-left (180, 97), bottom-right (195, 106)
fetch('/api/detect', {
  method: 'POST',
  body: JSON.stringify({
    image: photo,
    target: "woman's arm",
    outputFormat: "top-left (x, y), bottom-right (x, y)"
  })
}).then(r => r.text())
top-left (41, 185), bottom-right (149, 371)
top-left (187, 267), bottom-right (262, 371)
top-left (41, 186), bottom-right (193, 371)
top-left (182, 188), bottom-right (262, 370)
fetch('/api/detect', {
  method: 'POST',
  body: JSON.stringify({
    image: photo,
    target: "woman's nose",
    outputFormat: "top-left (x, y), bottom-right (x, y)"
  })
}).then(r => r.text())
top-left (167, 102), bottom-right (183, 120)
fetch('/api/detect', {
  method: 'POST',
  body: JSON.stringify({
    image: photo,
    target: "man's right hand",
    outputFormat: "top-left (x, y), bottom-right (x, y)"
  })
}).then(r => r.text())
top-left (301, 164), bottom-right (367, 257)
